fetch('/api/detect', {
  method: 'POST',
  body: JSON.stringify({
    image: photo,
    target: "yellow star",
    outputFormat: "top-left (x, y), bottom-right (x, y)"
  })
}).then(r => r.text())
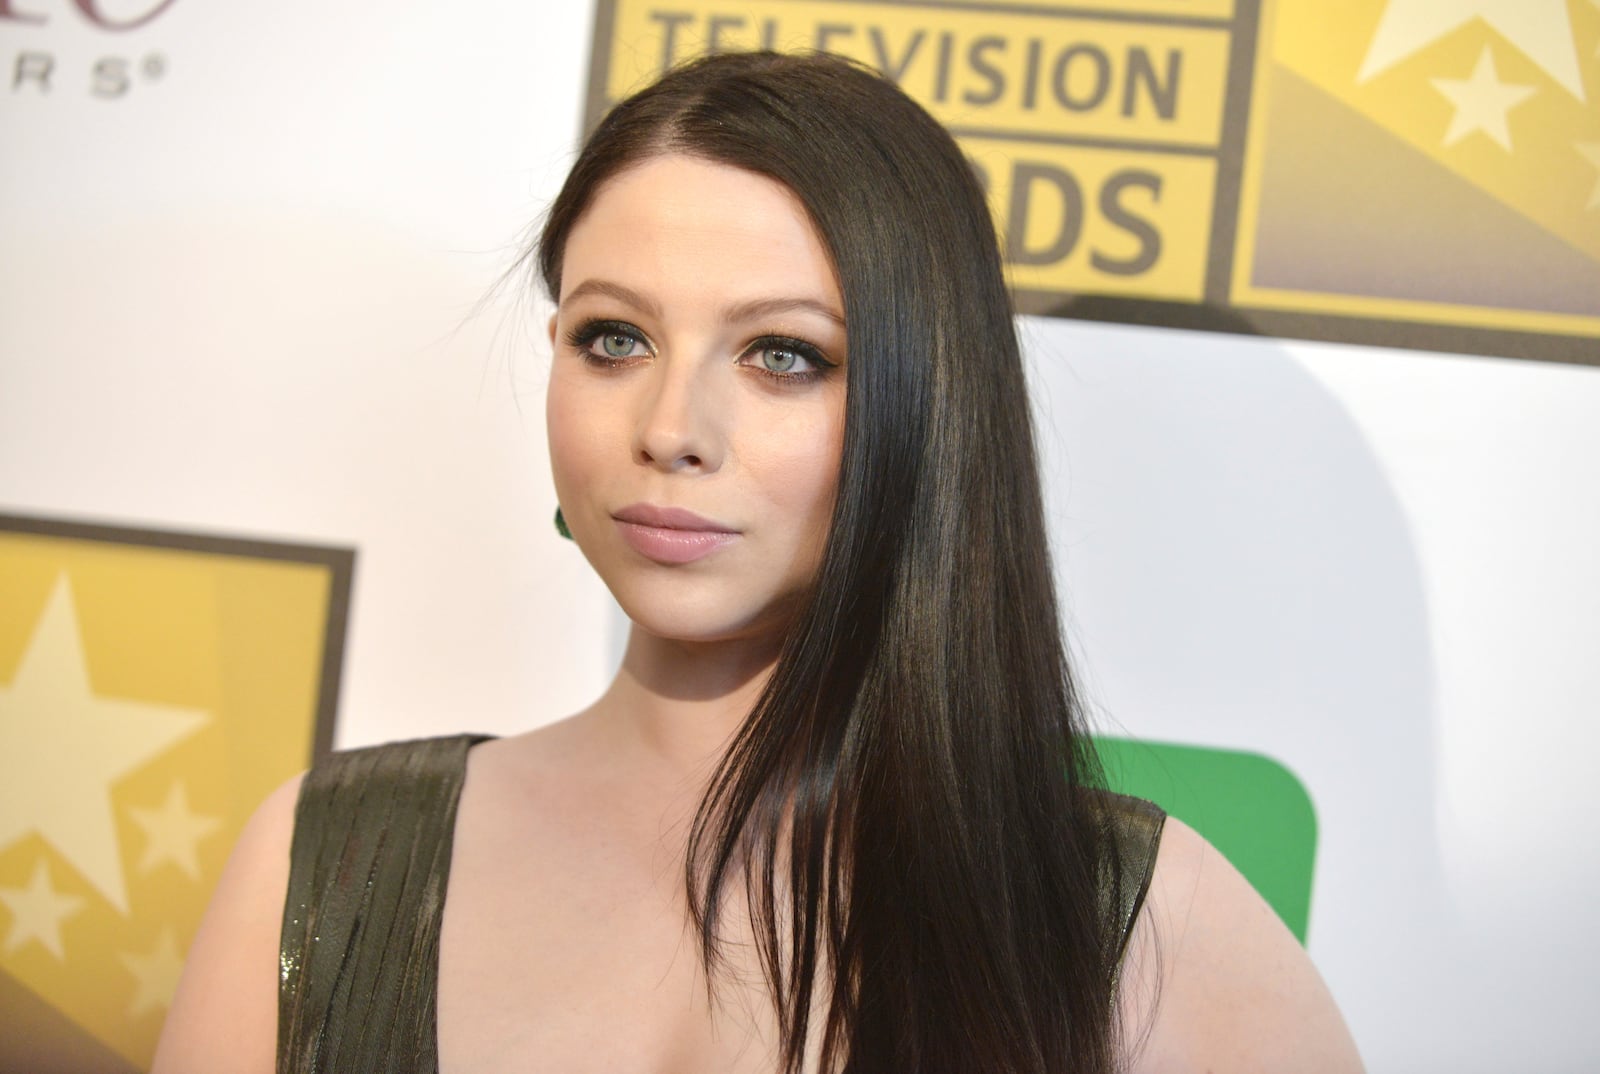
top-left (119, 926), bottom-right (185, 1019)
top-left (128, 781), bottom-right (224, 881)
top-left (1358, 0), bottom-right (1584, 102)
top-left (0, 574), bottom-right (209, 913)
top-left (1429, 47), bottom-right (1537, 150)
top-left (0, 859), bottom-right (85, 960)
top-left (1578, 143), bottom-right (1600, 211)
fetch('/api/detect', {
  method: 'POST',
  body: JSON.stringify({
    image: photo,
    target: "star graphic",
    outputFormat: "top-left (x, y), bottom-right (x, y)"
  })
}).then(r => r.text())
top-left (1430, 47), bottom-right (1537, 150)
top-left (119, 926), bottom-right (185, 1019)
top-left (0, 860), bottom-right (86, 960)
top-left (1577, 143), bottom-right (1600, 210)
top-left (1358, 0), bottom-right (1585, 102)
top-left (0, 574), bottom-right (209, 914)
top-left (129, 781), bottom-right (224, 881)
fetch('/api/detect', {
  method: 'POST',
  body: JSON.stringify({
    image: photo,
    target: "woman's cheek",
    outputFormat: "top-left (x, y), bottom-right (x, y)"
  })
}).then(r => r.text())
top-left (546, 374), bottom-right (601, 508)
top-left (750, 399), bottom-right (844, 538)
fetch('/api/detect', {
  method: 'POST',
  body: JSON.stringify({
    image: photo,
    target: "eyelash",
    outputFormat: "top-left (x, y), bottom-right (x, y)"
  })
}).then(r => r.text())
top-left (564, 319), bottom-right (837, 384)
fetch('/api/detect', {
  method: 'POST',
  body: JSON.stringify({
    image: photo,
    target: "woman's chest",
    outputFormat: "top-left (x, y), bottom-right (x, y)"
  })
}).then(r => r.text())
top-left (435, 769), bottom-right (784, 1074)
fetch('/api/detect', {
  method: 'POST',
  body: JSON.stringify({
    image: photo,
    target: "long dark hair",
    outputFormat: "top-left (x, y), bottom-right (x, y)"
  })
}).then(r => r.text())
top-left (537, 51), bottom-right (1129, 1074)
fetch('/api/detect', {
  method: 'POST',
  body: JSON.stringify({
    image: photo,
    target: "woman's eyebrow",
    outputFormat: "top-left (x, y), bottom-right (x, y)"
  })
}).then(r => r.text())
top-left (561, 278), bottom-right (661, 317)
top-left (562, 279), bottom-right (843, 329)
top-left (722, 295), bottom-right (845, 328)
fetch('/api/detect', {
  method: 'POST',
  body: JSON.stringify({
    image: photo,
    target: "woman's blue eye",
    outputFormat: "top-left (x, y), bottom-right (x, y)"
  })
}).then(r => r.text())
top-left (746, 338), bottom-right (830, 379)
top-left (761, 347), bottom-right (800, 373)
top-left (565, 320), bottom-right (647, 363)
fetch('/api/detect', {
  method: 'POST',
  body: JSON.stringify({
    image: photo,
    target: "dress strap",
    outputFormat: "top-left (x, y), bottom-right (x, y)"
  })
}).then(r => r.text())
top-left (1100, 791), bottom-right (1167, 973)
top-left (277, 734), bottom-right (487, 1074)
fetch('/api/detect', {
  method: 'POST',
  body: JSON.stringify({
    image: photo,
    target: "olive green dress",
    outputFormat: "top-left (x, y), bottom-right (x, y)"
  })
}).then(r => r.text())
top-left (277, 735), bottom-right (1166, 1074)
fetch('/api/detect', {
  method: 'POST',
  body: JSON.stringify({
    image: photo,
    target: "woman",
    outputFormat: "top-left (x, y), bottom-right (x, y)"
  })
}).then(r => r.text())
top-left (156, 51), bottom-right (1362, 1073)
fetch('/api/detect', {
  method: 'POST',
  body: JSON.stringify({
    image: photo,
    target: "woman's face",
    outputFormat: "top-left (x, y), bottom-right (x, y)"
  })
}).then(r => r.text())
top-left (547, 154), bottom-right (847, 647)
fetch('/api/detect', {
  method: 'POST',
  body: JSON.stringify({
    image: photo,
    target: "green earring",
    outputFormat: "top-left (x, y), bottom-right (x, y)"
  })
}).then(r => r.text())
top-left (554, 506), bottom-right (573, 540)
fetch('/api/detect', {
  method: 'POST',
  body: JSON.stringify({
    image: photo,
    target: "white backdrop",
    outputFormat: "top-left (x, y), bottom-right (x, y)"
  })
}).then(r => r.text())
top-left (3, 2), bottom-right (1597, 1071)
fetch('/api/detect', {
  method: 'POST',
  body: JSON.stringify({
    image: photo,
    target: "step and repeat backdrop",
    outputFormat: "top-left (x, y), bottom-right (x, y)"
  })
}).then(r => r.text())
top-left (2, 2), bottom-right (1598, 1071)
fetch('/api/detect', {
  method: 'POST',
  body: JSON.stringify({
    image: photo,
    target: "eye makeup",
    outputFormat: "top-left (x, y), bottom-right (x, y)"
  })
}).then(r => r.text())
top-left (564, 318), bottom-right (840, 385)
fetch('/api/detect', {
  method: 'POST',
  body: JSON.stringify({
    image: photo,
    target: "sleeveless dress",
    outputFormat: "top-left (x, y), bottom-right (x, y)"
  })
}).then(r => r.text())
top-left (277, 735), bottom-right (1167, 1074)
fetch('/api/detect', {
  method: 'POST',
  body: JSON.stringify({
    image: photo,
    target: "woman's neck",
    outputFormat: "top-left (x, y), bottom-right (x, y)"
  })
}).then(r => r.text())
top-left (589, 625), bottom-right (782, 781)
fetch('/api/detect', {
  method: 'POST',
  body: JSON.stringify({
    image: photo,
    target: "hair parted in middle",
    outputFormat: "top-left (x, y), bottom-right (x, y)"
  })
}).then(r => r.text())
top-left (536, 50), bottom-right (1134, 1074)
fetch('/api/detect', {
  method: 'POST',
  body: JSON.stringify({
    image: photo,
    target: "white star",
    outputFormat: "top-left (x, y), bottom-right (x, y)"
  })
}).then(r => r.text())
top-left (1577, 142), bottom-right (1600, 210)
top-left (0, 574), bottom-right (209, 914)
top-left (128, 781), bottom-right (224, 881)
top-left (0, 860), bottom-right (86, 960)
top-left (1358, 0), bottom-right (1585, 102)
top-left (1429, 47), bottom-right (1537, 150)
top-left (119, 926), bottom-right (185, 1019)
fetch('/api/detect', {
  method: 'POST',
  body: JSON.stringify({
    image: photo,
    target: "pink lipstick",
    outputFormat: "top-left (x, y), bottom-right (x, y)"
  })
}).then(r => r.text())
top-left (613, 504), bottom-right (739, 565)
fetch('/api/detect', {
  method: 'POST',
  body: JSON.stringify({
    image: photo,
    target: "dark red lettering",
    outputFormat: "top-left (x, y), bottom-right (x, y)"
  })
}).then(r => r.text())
top-left (73, 0), bottom-right (178, 31)
top-left (0, 0), bottom-right (46, 25)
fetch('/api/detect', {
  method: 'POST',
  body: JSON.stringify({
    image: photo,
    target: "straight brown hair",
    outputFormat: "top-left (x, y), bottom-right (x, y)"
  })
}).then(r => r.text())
top-left (537, 50), bottom-right (1132, 1074)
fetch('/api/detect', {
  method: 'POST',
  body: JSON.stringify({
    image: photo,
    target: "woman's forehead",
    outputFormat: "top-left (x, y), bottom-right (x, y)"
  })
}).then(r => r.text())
top-left (560, 155), bottom-right (843, 320)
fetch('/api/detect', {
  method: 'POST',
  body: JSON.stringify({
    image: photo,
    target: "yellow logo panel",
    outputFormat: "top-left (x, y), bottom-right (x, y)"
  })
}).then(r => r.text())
top-left (0, 514), bottom-right (351, 1072)
top-left (584, 0), bottom-right (1599, 364)
top-left (1234, 0), bottom-right (1600, 348)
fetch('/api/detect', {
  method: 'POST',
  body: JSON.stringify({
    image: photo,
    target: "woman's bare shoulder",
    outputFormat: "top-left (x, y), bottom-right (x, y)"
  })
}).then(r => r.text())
top-left (1117, 816), bottom-right (1365, 1074)
top-left (150, 772), bottom-right (303, 1074)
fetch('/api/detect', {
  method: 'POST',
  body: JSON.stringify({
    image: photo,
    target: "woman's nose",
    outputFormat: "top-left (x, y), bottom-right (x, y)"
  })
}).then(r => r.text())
top-left (632, 356), bottom-right (722, 473)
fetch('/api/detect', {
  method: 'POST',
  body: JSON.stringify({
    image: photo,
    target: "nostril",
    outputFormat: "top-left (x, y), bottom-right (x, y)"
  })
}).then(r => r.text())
top-left (637, 448), bottom-right (704, 469)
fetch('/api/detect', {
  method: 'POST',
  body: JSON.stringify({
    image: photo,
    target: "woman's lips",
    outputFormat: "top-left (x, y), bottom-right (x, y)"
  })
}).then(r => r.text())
top-left (613, 504), bottom-right (739, 565)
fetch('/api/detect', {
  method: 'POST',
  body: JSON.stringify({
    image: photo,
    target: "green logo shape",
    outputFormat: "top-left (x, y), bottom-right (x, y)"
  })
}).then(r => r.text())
top-left (1094, 736), bottom-right (1318, 943)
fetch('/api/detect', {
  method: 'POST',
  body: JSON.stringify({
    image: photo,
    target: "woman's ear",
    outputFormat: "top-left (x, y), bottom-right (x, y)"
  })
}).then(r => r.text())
top-left (547, 312), bottom-right (559, 348)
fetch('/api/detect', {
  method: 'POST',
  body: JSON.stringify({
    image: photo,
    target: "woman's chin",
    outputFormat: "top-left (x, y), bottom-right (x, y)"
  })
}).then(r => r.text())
top-left (613, 591), bottom-right (802, 652)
